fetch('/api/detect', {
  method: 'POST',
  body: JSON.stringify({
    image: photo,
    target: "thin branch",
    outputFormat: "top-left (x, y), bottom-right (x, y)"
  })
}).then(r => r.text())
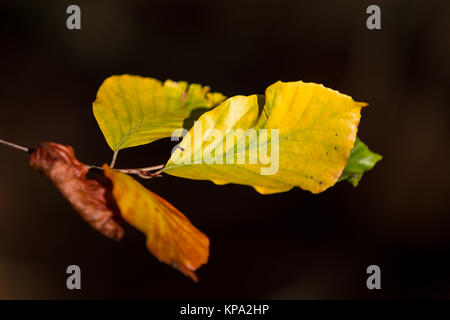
top-left (110, 150), bottom-right (119, 168)
top-left (0, 138), bottom-right (30, 153)
top-left (118, 164), bottom-right (164, 175)
top-left (88, 164), bottom-right (165, 179)
top-left (0, 137), bottom-right (165, 179)
top-left (119, 164), bottom-right (165, 179)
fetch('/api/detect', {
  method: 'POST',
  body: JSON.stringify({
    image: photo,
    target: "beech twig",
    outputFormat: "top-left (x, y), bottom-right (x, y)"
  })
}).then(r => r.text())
top-left (88, 164), bottom-right (165, 179)
top-left (0, 138), bottom-right (30, 153)
top-left (0, 137), bottom-right (165, 179)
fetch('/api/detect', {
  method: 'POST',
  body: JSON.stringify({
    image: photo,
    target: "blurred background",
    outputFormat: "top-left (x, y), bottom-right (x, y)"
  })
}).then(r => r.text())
top-left (0, 0), bottom-right (449, 299)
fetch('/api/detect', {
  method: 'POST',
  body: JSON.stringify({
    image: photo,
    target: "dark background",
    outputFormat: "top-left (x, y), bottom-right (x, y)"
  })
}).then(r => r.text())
top-left (0, 0), bottom-right (449, 299)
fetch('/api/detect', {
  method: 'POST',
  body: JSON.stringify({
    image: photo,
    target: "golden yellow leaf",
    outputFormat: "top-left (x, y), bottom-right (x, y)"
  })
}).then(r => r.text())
top-left (103, 165), bottom-right (209, 282)
top-left (93, 74), bottom-right (226, 152)
top-left (164, 81), bottom-right (367, 194)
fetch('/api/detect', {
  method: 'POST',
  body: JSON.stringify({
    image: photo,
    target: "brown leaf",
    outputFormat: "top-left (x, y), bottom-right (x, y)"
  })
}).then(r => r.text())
top-left (29, 142), bottom-right (124, 241)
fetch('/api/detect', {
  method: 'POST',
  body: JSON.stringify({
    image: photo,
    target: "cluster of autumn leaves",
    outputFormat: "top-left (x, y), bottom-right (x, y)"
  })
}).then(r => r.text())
top-left (29, 143), bottom-right (208, 282)
top-left (29, 75), bottom-right (381, 281)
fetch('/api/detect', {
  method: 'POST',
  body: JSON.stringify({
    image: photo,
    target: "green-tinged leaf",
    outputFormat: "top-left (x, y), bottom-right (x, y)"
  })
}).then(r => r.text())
top-left (93, 74), bottom-right (226, 151)
top-left (163, 81), bottom-right (367, 194)
top-left (339, 138), bottom-right (382, 187)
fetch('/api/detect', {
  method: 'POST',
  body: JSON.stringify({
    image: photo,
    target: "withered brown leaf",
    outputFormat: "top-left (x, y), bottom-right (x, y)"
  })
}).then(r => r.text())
top-left (29, 142), bottom-right (124, 240)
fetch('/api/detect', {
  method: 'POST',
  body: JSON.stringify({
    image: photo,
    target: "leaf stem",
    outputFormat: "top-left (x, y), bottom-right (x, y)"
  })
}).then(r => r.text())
top-left (110, 150), bottom-right (119, 168)
top-left (0, 138), bottom-right (30, 153)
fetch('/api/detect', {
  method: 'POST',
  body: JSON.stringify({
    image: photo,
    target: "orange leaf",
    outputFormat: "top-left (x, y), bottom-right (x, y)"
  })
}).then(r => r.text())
top-left (29, 142), bottom-right (124, 240)
top-left (103, 165), bottom-right (209, 282)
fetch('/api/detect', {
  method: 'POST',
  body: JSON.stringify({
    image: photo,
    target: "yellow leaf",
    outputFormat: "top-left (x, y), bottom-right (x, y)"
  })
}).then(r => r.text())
top-left (93, 74), bottom-right (226, 151)
top-left (103, 165), bottom-right (209, 282)
top-left (163, 81), bottom-right (366, 194)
